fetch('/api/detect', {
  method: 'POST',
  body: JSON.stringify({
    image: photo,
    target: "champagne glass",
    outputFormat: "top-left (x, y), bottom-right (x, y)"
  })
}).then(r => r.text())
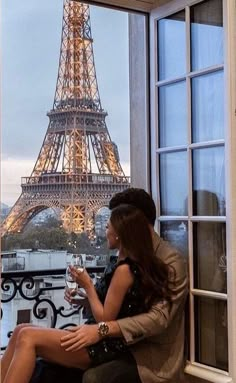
top-left (71, 253), bottom-right (84, 273)
top-left (65, 265), bottom-right (77, 310)
top-left (71, 254), bottom-right (86, 300)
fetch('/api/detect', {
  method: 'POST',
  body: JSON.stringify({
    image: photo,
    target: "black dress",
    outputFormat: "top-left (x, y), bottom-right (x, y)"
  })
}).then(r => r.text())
top-left (86, 257), bottom-right (145, 366)
top-left (29, 257), bottom-right (144, 383)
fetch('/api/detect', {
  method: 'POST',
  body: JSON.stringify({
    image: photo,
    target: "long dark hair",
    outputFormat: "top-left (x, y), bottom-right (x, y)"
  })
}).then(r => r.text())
top-left (110, 204), bottom-right (173, 310)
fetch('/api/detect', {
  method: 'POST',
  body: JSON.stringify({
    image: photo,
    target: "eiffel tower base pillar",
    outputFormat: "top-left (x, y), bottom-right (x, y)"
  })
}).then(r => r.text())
top-left (61, 204), bottom-right (95, 240)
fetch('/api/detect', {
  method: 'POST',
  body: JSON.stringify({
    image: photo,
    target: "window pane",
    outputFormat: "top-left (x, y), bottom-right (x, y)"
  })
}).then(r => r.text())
top-left (193, 222), bottom-right (226, 293)
top-left (192, 71), bottom-right (224, 142)
top-left (192, 147), bottom-right (225, 216)
top-left (160, 221), bottom-right (188, 259)
top-left (159, 151), bottom-right (187, 216)
top-left (158, 11), bottom-right (186, 80)
top-left (191, 0), bottom-right (223, 71)
top-left (195, 297), bottom-right (228, 370)
top-left (159, 81), bottom-right (187, 147)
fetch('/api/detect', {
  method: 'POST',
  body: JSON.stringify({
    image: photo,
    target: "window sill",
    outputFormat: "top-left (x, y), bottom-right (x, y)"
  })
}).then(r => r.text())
top-left (185, 362), bottom-right (232, 383)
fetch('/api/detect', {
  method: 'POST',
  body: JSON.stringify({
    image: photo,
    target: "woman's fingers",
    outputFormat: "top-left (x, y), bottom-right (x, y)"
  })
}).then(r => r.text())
top-left (61, 336), bottom-right (74, 346)
top-left (64, 287), bottom-right (78, 304)
top-left (61, 325), bottom-right (100, 352)
top-left (69, 267), bottom-right (92, 289)
top-left (64, 338), bottom-right (87, 352)
top-left (61, 329), bottom-right (88, 351)
top-left (69, 267), bottom-right (78, 280)
top-left (60, 327), bottom-right (79, 343)
top-left (61, 334), bottom-right (79, 348)
top-left (77, 290), bottom-right (87, 298)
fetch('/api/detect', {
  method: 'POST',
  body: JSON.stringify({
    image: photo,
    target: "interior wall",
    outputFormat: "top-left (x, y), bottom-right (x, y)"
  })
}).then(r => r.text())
top-left (129, 13), bottom-right (150, 190)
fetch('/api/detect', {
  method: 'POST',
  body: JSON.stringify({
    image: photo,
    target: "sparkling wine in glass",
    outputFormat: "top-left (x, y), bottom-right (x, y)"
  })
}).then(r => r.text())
top-left (71, 254), bottom-right (84, 273)
top-left (71, 254), bottom-right (86, 299)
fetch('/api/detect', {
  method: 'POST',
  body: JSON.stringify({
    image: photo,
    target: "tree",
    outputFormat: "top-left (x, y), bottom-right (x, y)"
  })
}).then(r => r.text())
top-left (1, 216), bottom-right (110, 257)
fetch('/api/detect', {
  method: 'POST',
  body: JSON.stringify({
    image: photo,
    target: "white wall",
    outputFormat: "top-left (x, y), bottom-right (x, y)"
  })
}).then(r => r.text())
top-left (16, 250), bottom-right (67, 270)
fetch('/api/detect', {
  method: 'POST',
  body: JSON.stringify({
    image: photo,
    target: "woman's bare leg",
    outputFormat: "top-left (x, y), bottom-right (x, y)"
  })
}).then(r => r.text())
top-left (3, 326), bottom-right (91, 383)
top-left (1, 324), bottom-right (35, 381)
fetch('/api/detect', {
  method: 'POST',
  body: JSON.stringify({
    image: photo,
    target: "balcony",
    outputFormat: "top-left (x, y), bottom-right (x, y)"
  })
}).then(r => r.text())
top-left (1, 266), bottom-right (105, 350)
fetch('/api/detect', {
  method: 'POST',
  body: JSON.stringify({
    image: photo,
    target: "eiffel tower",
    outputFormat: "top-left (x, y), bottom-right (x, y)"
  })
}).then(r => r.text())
top-left (2, 0), bottom-right (130, 238)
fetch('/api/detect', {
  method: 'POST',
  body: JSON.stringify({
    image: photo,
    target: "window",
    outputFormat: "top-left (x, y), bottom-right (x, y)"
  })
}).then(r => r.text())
top-left (1, 0), bottom-right (148, 346)
top-left (17, 309), bottom-right (31, 324)
top-left (151, 0), bottom-right (229, 379)
top-left (1, 0), bottom-right (131, 237)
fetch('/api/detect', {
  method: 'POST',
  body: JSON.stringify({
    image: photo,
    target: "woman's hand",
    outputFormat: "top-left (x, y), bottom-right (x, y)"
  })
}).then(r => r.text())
top-left (69, 266), bottom-right (93, 290)
top-left (64, 287), bottom-right (89, 308)
top-left (61, 324), bottom-right (100, 352)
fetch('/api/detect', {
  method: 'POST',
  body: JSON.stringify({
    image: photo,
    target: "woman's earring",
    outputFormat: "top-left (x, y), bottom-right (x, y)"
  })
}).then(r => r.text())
top-left (116, 236), bottom-right (119, 240)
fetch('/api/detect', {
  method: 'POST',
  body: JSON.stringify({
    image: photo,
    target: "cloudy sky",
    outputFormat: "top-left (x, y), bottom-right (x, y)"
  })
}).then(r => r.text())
top-left (1, 0), bottom-right (130, 206)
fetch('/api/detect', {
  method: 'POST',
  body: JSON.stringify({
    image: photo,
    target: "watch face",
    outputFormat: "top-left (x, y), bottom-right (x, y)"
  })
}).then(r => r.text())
top-left (98, 322), bottom-right (109, 337)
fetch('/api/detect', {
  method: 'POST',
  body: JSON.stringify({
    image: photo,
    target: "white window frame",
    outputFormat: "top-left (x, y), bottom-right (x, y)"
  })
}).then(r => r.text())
top-left (149, 0), bottom-right (236, 382)
top-left (74, 1), bottom-right (236, 381)
top-left (85, 0), bottom-right (151, 191)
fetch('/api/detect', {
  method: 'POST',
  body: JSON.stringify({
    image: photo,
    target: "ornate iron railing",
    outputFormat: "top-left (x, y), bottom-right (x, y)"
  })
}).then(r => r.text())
top-left (1, 266), bottom-right (105, 350)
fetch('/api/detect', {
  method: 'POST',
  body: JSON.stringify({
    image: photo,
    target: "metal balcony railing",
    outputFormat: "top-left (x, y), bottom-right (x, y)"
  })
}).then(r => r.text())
top-left (1, 266), bottom-right (105, 351)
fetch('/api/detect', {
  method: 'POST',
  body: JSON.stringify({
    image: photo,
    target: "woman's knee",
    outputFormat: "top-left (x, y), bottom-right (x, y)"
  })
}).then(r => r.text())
top-left (16, 323), bottom-right (32, 331)
top-left (9, 323), bottom-right (31, 344)
top-left (15, 327), bottom-right (34, 349)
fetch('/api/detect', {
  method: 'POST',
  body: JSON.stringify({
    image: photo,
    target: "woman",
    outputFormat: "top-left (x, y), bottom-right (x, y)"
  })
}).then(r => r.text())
top-left (1, 204), bottom-right (173, 383)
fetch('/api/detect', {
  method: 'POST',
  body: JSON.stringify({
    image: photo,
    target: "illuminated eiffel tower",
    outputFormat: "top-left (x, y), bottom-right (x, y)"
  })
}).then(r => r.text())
top-left (2, 0), bottom-right (129, 238)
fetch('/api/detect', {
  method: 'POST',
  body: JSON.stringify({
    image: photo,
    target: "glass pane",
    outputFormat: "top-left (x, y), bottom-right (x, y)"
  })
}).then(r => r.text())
top-left (191, 0), bottom-right (223, 71)
top-left (1, 1), bottom-right (131, 226)
top-left (192, 71), bottom-right (224, 142)
top-left (193, 222), bottom-right (226, 293)
top-left (158, 11), bottom-right (186, 80)
top-left (160, 151), bottom-right (187, 216)
top-left (160, 221), bottom-right (188, 260)
top-left (192, 147), bottom-right (225, 216)
top-left (159, 81), bottom-right (187, 147)
top-left (195, 297), bottom-right (228, 371)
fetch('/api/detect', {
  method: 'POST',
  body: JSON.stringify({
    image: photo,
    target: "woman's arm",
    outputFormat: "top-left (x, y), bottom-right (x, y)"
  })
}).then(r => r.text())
top-left (60, 302), bottom-right (171, 351)
top-left (87, 264), bottom-right (134, 322)
top-left (70, 264), bottom-right (134, 322)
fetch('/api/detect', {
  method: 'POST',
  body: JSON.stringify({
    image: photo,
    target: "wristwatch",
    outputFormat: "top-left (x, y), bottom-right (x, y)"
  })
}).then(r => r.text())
top-left (98, 321), bottom-right (109, 338)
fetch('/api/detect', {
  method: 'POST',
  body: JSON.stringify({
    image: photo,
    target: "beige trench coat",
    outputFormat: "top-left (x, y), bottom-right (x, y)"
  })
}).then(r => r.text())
top-left (117, 232), bottom-right (188, 383)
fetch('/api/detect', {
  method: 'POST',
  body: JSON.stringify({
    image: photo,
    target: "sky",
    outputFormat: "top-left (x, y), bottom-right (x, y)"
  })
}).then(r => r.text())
top-left (1, 0), bottom-right (130, 206)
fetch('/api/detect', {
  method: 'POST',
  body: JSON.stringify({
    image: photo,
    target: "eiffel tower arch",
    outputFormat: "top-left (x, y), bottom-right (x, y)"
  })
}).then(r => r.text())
top-left (2, 0), bottom-right (130, 238)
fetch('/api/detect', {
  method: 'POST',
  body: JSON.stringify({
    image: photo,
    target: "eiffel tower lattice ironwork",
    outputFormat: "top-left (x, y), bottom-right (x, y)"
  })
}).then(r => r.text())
top-left (2, 0), bottom-right (130, 238)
